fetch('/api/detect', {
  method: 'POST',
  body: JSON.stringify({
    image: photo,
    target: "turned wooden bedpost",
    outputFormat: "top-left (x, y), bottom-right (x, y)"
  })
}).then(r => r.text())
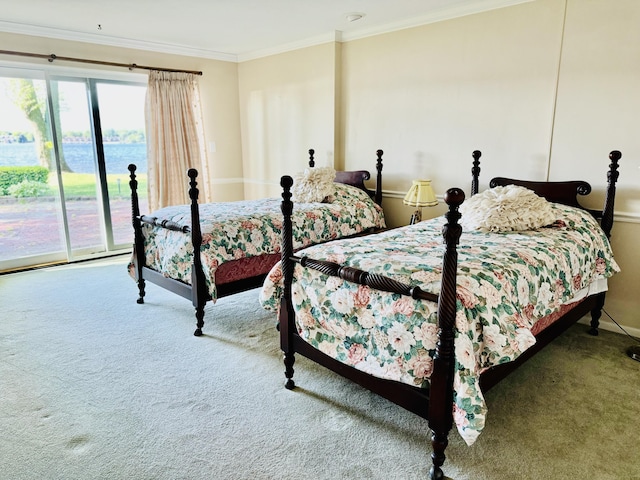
top-left (308, 149), bottom-right (315, 168)
top-left (471, 150), bottom-right (481, 196)
top-left (128, 164), bottom-right (146, 304)
top-left (374, 149), bottom-right (384, 206)
top-left (600, 150), bottom-right (621, 239)
top-left (428, 187), bottom-right (465, 480)
top-left (188, 168), bottom-right (207, 337)
top-left (280, 175), bottom-right (296, 389)
top-left (589, 150), bottom-right (621, 336)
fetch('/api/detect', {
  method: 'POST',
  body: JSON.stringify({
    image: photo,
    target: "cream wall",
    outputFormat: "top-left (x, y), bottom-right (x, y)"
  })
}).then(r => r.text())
top-left (237, 43), bottom-right (338, 199)
top-left (340, 0), bottom-right (565, 195)
top-left (0, 31), bottom-right (243, 201)
top-left (549, 0), bottom-right (640, 335)
top-left (237, 0), bottom-right (640, 333)
top-left (550, 0), bottom-right (640, 212)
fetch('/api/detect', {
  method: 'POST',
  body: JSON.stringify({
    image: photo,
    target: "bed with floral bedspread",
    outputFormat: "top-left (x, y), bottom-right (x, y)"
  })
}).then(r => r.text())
top-left (260, 201), bottom-right (619, 445)
top-left (130, 182), bottom-right (385, 300)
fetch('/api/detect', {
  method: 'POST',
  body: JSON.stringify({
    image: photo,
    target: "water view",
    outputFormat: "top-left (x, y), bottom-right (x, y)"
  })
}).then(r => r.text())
top-left (0, 142), bottom-right (147, 174)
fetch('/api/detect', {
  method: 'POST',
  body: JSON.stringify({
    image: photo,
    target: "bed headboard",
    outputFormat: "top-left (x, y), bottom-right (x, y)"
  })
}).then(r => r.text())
top-left (309, 148), bottom-right (384, 206)
top-left (489, 177), bottom-right (592, 209)
top-left (473, 150), bottom-right (621, 238)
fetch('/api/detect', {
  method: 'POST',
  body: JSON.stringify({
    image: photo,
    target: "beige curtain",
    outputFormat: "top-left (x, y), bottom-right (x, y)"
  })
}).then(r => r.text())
top-left (145, 70), bottom-right (210, 211)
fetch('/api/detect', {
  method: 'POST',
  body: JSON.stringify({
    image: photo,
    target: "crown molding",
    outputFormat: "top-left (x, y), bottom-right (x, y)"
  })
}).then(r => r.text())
top-left (340, 0), bottom-right (533, 43)
top-left (236, 31), bottom-right (341, 63)
top-left (0, 0), bottom-right (533, 64)
top-left (0, 21), bottom-right (238, 63)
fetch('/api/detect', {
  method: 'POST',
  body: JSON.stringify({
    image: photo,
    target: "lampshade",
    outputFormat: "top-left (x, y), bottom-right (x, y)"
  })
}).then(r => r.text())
top-left (403, 179), bottom-right (438, 207)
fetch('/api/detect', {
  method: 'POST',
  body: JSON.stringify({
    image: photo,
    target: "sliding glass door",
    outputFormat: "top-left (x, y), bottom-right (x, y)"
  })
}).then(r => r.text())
top-left (0, 66), bottom-right (147, 272)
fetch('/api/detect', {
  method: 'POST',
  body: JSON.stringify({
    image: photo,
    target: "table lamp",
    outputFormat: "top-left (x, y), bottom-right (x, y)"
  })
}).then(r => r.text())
top-left (403, 179), bottom-right (438, 224)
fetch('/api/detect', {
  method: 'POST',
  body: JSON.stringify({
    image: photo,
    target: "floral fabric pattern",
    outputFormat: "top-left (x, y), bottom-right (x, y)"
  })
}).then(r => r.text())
top-left (259, 203), bottom-right (619, 445)
top-left (129, 183), bottom-right (385, 300)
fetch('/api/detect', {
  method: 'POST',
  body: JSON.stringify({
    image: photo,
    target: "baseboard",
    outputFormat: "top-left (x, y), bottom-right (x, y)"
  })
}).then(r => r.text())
top-left (578, 316), bottom-right (640, 341)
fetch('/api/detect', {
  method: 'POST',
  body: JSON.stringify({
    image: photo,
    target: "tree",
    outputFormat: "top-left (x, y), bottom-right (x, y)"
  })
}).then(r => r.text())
top-left (8, 79), bottom-right (72, 172)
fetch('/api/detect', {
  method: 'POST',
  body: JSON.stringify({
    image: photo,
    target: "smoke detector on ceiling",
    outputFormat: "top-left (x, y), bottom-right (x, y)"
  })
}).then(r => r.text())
top-left (346, 12), bottom-right (365, 22)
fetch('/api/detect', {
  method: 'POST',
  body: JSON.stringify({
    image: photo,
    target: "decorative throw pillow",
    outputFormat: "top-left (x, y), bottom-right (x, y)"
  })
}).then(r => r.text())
top-left (460, 185), bottom-right (556, 232)
top-left (291, 166), bottom-right (336, 203)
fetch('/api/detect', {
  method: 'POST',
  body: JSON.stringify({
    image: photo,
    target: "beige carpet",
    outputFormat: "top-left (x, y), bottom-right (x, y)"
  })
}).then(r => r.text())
top-left (1, 257), bottom-right (639, 480)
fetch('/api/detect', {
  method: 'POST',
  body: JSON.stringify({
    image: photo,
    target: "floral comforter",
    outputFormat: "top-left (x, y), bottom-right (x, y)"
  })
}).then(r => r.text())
top-left (129, 183), bottom-right (385, 300)
top-left (259, 203), bottom-right (619, 445)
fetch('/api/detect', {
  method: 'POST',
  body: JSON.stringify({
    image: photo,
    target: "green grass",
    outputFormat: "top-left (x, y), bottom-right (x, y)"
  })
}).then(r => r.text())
top-left (0, 172), bottom-right (147, 199)
top-left (54, 172), bottom-right (147, 199)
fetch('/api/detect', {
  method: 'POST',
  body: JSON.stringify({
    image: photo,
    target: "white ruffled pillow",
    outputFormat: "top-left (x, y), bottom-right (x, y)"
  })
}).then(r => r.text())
top-left (460, 185), bottom-right (556, 232)
top-left (291, 166), bottom-right (336, 203)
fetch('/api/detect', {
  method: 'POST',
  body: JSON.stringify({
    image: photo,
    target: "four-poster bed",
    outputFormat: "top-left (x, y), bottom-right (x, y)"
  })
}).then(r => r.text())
top-left (261, 149), bottom-right (621, 479)
top-left (128, 149), bottom-right (386, 336)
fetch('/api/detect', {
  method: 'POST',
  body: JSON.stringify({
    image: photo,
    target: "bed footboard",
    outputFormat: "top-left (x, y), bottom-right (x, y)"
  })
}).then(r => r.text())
top-left (187, 168), bottom-right (209, 336)
top-left (128, 165), bottom-right (210, 336)
top-left (128, 164), bottom-right (146, 305)
top-left (427, 188), bottom-right (464, 480)
top-left (279, 175), bottom-right (465, 480)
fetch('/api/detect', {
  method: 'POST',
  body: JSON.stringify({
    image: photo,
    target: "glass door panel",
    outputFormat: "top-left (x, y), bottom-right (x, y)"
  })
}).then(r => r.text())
top-left (0, 72), bottom-right (67, 269)
top-left (52, 79), bottom-right (105, 256)
top-left (94, 82), bottom-right (147, 247)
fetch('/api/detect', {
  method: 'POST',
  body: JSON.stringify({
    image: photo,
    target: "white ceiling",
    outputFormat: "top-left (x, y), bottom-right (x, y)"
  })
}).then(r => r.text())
top-left (0, 0), bottom-right (530, 62)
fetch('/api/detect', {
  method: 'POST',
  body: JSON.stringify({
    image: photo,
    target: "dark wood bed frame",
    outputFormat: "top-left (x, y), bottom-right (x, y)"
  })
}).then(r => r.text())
top-left (277, 149), bottom-right (621, 479)
top-left (128, 149), bottom-right (384, 336)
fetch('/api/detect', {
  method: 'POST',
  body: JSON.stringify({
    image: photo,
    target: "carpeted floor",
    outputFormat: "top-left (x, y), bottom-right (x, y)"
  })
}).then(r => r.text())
top-left (1, 257), bottom-right (639, 480)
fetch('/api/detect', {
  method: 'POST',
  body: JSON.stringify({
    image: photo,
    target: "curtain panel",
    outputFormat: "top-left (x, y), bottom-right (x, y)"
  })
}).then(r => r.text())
top-left (145, 71), bottom-right (210, 211)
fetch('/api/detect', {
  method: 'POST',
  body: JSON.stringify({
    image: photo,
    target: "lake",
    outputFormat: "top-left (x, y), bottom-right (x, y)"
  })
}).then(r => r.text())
top-left (0, 142), bottom-right (147, 174)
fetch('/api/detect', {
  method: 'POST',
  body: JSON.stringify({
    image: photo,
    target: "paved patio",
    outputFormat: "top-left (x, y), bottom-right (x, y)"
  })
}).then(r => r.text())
top-left (0, 196), bottom-right (141, 263)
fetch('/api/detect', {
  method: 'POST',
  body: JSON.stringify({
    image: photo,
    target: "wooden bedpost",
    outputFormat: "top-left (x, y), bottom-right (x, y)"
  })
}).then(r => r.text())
top-left (128, 164), bottom-right (146, 304)
top-left (428, 187), bottom-right (465, 480)
top-left (471, 150), bottom-right (481, 196)
top-left (375, 149), bottom-right (384, 206)
top-left (308, 149), bottom-right (315, 168)
top-left (588, 150), bottom-right (621, 336)
top-left (188, 168), bottom-right (207, 337)
top-left (279, 175), bottom-right (296, 389)
top-left (600, 150), bottom-right (621, 239)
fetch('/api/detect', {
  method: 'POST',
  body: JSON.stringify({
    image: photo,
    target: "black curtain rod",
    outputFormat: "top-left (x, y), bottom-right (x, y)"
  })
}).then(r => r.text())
top-left (0, 49), bottom-right (203, 76)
